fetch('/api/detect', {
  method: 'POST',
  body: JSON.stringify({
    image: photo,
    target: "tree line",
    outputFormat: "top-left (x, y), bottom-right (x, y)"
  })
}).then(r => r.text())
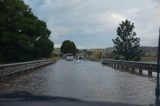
top-left (59, 19), bottom-right (143, 61)
top-left (0, 0), bottom-right (54, 63)
top-left (0, 0), bottom-right (144, 63)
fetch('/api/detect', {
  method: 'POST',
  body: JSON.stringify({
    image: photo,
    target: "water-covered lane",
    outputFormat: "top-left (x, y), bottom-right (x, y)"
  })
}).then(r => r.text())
top-left (0, 60), bottom-right (156, 105)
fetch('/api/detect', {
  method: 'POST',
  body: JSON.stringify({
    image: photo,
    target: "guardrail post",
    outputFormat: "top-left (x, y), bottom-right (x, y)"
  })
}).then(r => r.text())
top-left (113, 64), bottom-right (115, 67)
top-left (126, 66), bottom-right (129, 71)
top-left (131, 68), bottom-right (135, 73)
top-left (121, 65), bottom-right (124, 69)
top-left (148, 70), bottom-right (152, 77)
top-left (116, 64), bottom-right (118, 68)
top-left (117, 65), bottom-right (119, 68)
top-left (139, 69), bottom-right (143, 75)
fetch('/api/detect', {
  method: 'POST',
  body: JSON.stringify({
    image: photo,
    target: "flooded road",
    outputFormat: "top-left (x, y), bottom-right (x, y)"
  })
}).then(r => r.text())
top-left (0, 60), bottom-right (156, 105)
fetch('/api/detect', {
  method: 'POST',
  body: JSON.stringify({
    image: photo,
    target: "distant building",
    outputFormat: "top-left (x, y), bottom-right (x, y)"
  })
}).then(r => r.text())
top-left (53, 48), bottom-right (60, 56)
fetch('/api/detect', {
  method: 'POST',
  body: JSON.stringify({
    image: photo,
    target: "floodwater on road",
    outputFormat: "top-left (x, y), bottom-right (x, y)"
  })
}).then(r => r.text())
top-left (0, 60), bottom-right (156, 105)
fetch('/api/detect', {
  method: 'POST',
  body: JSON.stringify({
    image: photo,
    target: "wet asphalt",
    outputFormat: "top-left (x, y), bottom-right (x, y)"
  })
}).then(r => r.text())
top-left (0, 60), bottom-right (156, 105)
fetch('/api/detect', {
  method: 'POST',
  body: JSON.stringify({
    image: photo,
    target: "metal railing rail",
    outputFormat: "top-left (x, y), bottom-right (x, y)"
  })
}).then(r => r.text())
top-left (102, 59), bottom-right (157, 77)
top-left (0, 59), bottom-right (55, 79)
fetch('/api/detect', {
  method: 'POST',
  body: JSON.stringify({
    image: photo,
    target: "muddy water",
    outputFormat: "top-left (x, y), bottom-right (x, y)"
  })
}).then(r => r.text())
top-left (0, 60), bottom-right (156, 105)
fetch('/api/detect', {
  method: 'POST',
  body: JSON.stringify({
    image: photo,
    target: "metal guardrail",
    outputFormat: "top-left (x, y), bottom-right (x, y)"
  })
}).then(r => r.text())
top-left (102, 59), bottom-right (157, 77)
top-left (0, 59), bottom-right (55, 80)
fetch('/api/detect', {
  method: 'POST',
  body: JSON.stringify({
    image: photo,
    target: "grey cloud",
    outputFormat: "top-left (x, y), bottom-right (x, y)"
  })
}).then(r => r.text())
top-left (24, 0), bottom-right (159, 48)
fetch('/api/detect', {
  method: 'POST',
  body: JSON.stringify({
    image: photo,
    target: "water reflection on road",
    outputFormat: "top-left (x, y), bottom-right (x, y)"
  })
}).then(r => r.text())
top-left (0, 60), bottom-right (156, 105)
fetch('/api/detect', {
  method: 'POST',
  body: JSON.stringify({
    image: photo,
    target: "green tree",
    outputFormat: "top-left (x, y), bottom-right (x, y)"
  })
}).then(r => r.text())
top-left (112, 19), bottom-right (142, 61)
top-left (0, 0), bottom-right (54, 63)
top-left (60, 40), bottom-right (77, 55)
top-left (34, 38), bottom-right (54, 58)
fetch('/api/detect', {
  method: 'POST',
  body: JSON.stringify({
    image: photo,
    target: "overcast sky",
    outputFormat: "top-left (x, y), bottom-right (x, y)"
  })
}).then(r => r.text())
top-left (24, 0), bottom-right (160, 49)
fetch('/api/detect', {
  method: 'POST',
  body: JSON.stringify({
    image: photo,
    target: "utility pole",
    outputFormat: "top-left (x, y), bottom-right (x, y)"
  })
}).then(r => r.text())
top-left (156, 28), bottom-right (160, 105)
